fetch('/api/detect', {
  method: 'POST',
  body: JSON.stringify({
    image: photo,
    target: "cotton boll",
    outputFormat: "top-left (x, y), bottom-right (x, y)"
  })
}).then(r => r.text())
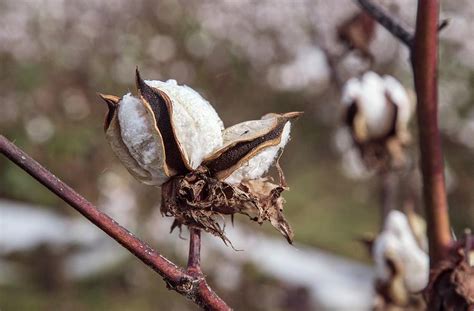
top-left (145, 79), bottom-right (224, 169)
top-left (373, 210), bottom-right (429, 293)
top-left (117, 94), bottom-right (168, 185)
top-left (342, 72), bottom-right (400, 139)
top-left (224, 121), bottom-right (291, 185)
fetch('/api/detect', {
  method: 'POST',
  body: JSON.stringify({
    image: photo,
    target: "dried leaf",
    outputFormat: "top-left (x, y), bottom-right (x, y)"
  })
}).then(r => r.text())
top-left (160, 167), bottom-right (293, 245)
top-left (426, 250), bottom-right (474, 310)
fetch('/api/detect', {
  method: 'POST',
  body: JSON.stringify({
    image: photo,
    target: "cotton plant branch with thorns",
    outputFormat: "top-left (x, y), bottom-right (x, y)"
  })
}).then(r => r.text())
top-left (99, 68), bottom-right (302, 244)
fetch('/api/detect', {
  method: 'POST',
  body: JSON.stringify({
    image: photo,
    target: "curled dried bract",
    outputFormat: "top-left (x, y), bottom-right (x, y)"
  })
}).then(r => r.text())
top-left (161, 167), bottom-right (293, 244)
top-left (425, 242), bottom-right (474, 310)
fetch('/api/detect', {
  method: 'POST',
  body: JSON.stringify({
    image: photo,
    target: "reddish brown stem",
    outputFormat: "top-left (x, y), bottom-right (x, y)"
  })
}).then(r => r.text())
top-left (411, 0), bottom-right (451, 266)
top-left (187, 228), bottom-right (202, 275)
top-left (0, 134), bottom-right (231, 311)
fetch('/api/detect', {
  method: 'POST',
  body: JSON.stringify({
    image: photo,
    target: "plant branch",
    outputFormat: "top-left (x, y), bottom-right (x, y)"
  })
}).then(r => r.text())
top-left (0, 134), bottom-right (231, 311)
top-left (355, 0), bottom-right (414, 47)
top-left (411, 0), bottom-right (451, 266)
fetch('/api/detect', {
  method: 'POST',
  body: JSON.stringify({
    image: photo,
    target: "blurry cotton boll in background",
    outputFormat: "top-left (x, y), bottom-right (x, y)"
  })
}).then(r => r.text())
top-left (373, 210), bottom-right (429, 305)
top-left (340, 71), bottom-right (413, 170)
top-left (24, 115), bottom-right (55, 144)
top-left (266, 47), bottom-right (330, 92)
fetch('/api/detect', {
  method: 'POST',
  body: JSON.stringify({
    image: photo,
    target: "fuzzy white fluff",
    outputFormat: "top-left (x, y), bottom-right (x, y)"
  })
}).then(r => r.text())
top-left (383, 75), bottom-right (412, 127)
top-left (145, 79), bottom-right (224, 169)
top-left (117, 93), bottom-right (168, 185)
top-left (373, 210), bottom-right (429, 293)
top-left (224, 117), bottom-right (291, 185)
top-left (342, 72), bottom-right (411, 139)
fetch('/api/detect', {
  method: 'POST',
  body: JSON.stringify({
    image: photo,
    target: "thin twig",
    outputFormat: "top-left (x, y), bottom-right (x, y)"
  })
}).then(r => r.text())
top-left (0, 134), bottom-right (231, 311)
top-left (355, 0), bottom-right (414, 47)
top-left (411, 0), bottom-right (451, 266)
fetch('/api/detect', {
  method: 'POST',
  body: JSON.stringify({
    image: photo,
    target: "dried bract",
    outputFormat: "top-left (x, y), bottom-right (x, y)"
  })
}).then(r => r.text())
top-left (99, 69), bottom-right (301, 244)
top-left (338, 11), bottom-right (376, 63)
top-left (425, 242), bottom-right (474, 310)
top-left (161, 167), bottom-right (293, 244)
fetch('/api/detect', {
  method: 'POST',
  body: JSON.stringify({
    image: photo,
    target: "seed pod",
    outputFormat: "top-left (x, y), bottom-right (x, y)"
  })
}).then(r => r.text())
top-left (99, 69), bottom-right (224, 186)
top-left (204, 112), bottom-right (302, 184)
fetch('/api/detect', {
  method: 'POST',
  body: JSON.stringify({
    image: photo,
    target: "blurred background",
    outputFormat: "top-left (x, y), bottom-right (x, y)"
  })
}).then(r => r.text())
top-left (1, 0), bottom-right (473, 310)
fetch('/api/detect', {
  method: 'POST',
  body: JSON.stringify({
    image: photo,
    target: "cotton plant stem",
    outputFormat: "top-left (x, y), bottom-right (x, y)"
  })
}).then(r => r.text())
top-left (187, 228), bottom-right (202, 274)
top-left (0, 134), bottom-right (231, 311)
top-left (411, 0), bottom-right (451, 266)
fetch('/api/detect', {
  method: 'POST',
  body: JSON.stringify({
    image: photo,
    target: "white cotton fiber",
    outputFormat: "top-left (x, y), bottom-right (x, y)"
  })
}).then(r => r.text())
top-left (342, 71), bottom-right (398, 139)
top-left (145, 79), bottom-right (224, 169)
top-left (383, 75), bottom-right (412, 126)
top-left (341, 77), bottom-right (362, 106)
top-left (373, 210), bottom-right (429, 293)
top-left (117, 93), bottom-right (168, 185)
top-left (224, 119), bottom-right (291, 185)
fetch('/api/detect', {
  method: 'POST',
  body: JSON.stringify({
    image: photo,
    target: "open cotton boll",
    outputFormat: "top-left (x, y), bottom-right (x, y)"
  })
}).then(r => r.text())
top-left (117, 93), bottom-right (168, 185)
top-left (145, 79), bottom-right (224, 169)
top-left (342, 71), bottom-right (396, 139)
top-left (373, 210), bottom-right (429, 293)
top-left (224, 119), bottom-right (291, 185)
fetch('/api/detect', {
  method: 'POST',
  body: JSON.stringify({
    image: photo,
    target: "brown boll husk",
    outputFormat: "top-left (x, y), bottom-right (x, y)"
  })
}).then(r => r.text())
top-left (425, 249), bottom-right (474, 310)
top-left (160, 167), bottom-right (294, 246)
